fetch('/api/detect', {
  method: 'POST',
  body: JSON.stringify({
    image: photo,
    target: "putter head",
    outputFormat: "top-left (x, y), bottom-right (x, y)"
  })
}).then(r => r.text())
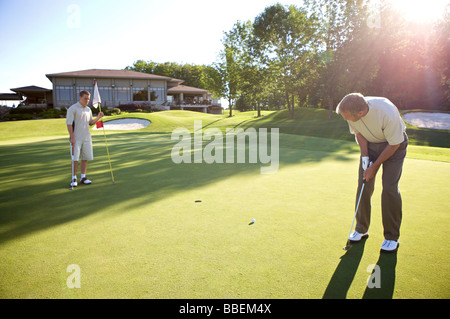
top-left (343, 240), bottom-right (352, 250)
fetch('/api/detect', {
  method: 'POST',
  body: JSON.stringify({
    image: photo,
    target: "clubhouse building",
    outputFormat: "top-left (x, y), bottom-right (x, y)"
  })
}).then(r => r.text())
top-left (2, 69), bottom-right (222, 114)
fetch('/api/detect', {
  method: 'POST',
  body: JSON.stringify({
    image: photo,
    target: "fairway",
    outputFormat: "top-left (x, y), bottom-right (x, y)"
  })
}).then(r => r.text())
top-left (0, 111), bottom-right (449, 299)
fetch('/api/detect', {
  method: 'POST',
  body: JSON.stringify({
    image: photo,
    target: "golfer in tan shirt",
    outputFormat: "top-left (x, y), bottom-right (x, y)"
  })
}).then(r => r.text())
top-left (66, 90), bottom-right (104, 186)
top-left (337, 93), bottom-right (408, 253)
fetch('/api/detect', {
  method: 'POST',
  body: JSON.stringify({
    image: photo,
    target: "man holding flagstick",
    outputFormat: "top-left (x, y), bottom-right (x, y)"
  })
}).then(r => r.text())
top-left (92, 79), bottom-right (115, 184)
top-left (66, 89), bottom-right (103, 187)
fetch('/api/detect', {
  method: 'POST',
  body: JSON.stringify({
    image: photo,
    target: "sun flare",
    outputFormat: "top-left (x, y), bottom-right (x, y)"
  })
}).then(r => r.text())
top-left (389, 0), bottom-right (449, 22)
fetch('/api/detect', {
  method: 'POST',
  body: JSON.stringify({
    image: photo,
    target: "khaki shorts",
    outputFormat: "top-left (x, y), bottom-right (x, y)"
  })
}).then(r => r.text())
top-left (70, 140), bottom-right (93, 161)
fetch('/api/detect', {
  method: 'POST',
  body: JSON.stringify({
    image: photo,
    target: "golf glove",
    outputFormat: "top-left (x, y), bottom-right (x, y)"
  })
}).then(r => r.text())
top-left (361, 156), bottom-right (370, 171)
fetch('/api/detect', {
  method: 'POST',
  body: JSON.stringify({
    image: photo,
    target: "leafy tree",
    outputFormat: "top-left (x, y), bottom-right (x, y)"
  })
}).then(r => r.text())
top-left (367, 1), bottom-right (448, 110)
top-left (304, 0), bottom-right (373, 117)
top-left (430, 14), bottom-right (450, 109)
top-left (252, 4), bottom-right (320, 118)
top-left (215, 21), bottom-right (252, 117)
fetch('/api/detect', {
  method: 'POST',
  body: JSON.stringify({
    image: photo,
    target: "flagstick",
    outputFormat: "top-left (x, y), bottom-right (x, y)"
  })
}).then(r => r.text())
top-left (98, 103), bottom-right (115, 184)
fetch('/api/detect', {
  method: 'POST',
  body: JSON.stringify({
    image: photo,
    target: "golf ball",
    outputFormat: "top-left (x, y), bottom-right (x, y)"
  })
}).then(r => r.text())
top-left (251, 218), bottom-right (255, 223)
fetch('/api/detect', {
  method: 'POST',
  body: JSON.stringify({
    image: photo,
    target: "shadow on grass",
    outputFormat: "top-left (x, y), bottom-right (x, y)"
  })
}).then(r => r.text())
top-left (323, 238), bottom-right (398, 299)
top-left (322, 239), bottom-right (367, 299)
top-left (362, 251), bottom-right (398, 299)
top-left (0, 131), bottom-right (357, 246)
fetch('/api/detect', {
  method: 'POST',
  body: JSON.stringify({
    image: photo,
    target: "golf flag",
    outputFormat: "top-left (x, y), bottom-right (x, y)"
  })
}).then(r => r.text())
top-left (92, 79), bottom-right (114, 184)
top-left (92, 80), bottom-right (101, 108)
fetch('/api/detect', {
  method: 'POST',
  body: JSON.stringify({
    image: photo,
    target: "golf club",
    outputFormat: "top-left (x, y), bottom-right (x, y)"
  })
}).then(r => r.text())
top-left (343, 180), bottom-right (365, 250)
top-left (69, 144), bottom-right (74, 190)
top-left (343, 162), bottom-right (373, 250)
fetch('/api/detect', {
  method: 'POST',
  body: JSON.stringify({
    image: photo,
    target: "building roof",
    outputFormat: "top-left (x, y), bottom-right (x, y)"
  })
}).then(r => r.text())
top-left (167, 85), bottom-right (208, 94)
top-left (0, 93), bottom-right (22, 100)
top-left (10, 85), bottom-right (51, 93)
top-left (45, 69), bottom-right (173, 81)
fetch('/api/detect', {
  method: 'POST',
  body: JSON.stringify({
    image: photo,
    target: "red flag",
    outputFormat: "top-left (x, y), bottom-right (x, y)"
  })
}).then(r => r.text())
top-left (96, 120), bottom-right (103, 129)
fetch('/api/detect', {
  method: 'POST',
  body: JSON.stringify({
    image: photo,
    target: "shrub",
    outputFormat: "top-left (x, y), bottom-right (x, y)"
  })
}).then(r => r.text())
top-left (118, 104), bottom-right (151, 112)
top-left (4, 113), bottom-right (33, 120)
top-left (9, 107), bottom-right (46, 115)
top-left (40, 109), bottom-right (61, 118)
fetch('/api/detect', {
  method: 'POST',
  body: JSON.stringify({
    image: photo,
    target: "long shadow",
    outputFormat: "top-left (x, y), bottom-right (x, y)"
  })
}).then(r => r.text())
top-left (0, 131), bottom-right (357, 246)
top-left (362, 251), bottom-right (398, 299)
top-left (322, 238), bottom-right (367, 299)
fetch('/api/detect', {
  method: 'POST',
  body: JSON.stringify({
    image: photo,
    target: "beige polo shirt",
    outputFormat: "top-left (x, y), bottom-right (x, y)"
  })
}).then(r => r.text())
top-left (66, 102), bottom-right (93, 142)
top-left (347, 97), bottom-right (406, 145)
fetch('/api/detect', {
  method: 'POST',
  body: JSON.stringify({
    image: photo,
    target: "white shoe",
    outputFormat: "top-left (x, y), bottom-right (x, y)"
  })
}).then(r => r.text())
top-left (381, 240), bottom-right (399, 253)
top-left (80, 177), bottom-right (92, 185)
top-left (348, 231), bottom-right (369, 242)
top-left (70, 179), bottom-right (78, 187)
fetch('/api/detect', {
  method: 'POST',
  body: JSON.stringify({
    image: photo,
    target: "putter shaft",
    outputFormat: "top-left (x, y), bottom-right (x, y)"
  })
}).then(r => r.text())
top-left (344, 180), bottom-right (366, 250)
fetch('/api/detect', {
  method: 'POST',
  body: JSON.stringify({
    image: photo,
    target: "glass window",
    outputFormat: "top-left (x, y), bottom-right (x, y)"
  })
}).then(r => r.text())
top-left (115, 87), bottom-right (131, 103)
top-left (76, 86), bottom-right (92, 97)
top-left (133, 88), bottom-right (148, 101)
top-left (99, 87), bottom-right (112, 102)
top-left (55, 86), bottom-right (73, 101)
top-left (149, 88), bottom-right (165, 103)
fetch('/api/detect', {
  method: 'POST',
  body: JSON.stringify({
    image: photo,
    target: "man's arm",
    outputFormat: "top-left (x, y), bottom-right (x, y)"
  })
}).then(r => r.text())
top-left (355, 133), bottom-right (369, 157)
top-left (89, 112), bottom-right (104, 126)
top-left (363, 144), bottom-right (400, 181)
top-left (67, 124), bottom-right (75, 146)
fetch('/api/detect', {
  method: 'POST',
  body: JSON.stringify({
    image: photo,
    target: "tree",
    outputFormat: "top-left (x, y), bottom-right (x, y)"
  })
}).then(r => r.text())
top-left (252, 4), bottom-right (320, 118)
top-left (430, 13), bottom-right (450, 109)
top-left (304, 0), bottom-right (373, 117)
top-left (368, 1), bottom-right (449, 110)
top-left (216, 20), bottom-right (255, 117)
top-left (126, 60), bottom-right (211, 90)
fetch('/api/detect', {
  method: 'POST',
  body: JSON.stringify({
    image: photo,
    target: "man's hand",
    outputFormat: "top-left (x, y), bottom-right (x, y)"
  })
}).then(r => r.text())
top-left (90, 112), bottom-right (104, 126)
top-left (70, 136), bottom-right (76, 157)
top-left (361, 156), bottom-right (370, 171)
top-left (363, 163), bottom-right (377, 181)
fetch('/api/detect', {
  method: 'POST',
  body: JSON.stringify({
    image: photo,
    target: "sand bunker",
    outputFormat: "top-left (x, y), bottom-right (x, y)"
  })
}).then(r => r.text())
top-left (91, 113), bottom-right (450, 131)
top-left (93, 118), bottom-right (151, 130)
top-left (402, 112), bottom-right (450, 130)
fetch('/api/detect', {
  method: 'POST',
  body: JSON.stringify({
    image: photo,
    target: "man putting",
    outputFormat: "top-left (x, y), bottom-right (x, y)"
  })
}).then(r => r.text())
top-left (66, 90), bottom-right (104, 187)
top-left (336, 93), bottom-right (408, 253)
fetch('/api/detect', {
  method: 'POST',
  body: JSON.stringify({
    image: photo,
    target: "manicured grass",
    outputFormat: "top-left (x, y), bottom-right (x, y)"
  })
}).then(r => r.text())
top-left (0, 109), bottom-right (449, 299)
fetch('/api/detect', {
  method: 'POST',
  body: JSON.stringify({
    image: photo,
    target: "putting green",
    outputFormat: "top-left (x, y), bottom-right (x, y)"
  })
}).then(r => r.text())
top-left (0, 127), bottom-right (448, 299)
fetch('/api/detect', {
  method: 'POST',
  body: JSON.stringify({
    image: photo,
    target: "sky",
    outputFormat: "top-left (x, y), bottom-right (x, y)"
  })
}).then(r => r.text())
top-left (0, 0), bottom-right (302, 99)
top-left (1, 0), bottom-right (448, 105)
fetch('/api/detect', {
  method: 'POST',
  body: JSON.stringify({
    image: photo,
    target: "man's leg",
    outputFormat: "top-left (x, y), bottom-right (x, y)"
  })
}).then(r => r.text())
top-left (355, 161), bottom-right (375, 234)
top-left (381, 141), bottom-right (407, 241)
top-left (79, 140), bottom-right (93, 184)
top-left (355, 142), bottom-right (387, 235)
top-left (81, 160), bottom-right (87, 175)
top-left (71, 142), bottom-right (81, 185)
top-left (73, 161), bottom-right (78, 177)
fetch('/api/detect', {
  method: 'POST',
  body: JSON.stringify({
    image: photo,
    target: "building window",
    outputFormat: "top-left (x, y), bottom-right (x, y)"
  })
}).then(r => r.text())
top-left (133, 88), bottom-right (148, 101)
top-left (76, 86), bottom-right (92, 96)
top-left (115, 87), bottom-right (131, 103)
top-left (55, 86), bottom-right (73, 101)
top-left (150, 87), bottom-right (165, 103)
top-left (99, 87), bottom-right (113, 105)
